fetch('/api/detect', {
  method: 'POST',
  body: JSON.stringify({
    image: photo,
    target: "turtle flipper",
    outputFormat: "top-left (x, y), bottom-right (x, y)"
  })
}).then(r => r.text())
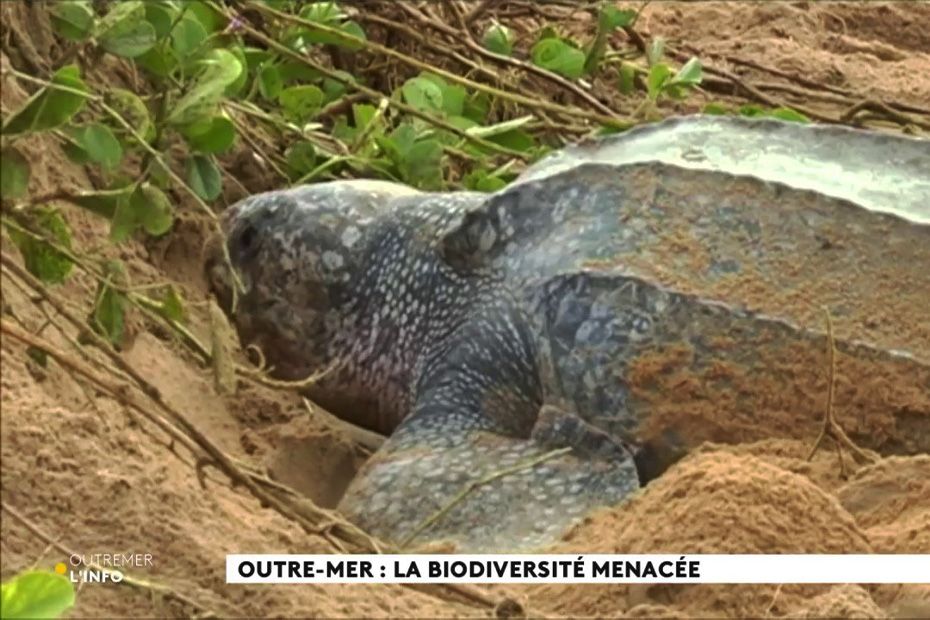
top-left (337, 406), bottom-right (639, 552)
top-left (533, 271), bottom-right (930, 460)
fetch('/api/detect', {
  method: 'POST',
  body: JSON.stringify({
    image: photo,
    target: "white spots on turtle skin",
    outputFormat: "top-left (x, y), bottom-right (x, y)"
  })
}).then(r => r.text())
top-left (478, 225), bottom-right (497, 252)
top-left (628, 313), bottom-right (654, 341)
top-left (551, 184), bottom-right (579, 223)
top-left (341, 225), bottom-right (361, 248)
top-left (322, 250), bottom-right (344, 270)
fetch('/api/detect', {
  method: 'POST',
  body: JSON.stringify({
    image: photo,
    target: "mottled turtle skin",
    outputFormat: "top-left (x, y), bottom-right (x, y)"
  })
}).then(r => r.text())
top-left (207, 116), bottom-right (930, 552)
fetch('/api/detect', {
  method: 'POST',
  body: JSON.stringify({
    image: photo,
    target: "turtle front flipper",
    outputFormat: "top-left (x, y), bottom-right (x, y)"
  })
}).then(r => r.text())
top-left (337, 409), bottom-right (639, 552)
top-left (337, 297), bottom-right (640, 551)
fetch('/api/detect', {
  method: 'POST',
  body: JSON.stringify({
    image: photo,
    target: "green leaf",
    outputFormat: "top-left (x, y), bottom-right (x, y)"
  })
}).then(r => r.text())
top-left (168, 49), bottom-right (242, 125)
top-left (243, 47), bottom-right (274, 72)
top-left (110, 183), bottom-right (174, 242)
top-left (331, 116), bottom-right (357, 144)
top-left (446, 115), bottom-right (478, 133)
top-left (768, 107), bottom-right (810, 123)
top-left (647, 37), bottom-right (665, 66)
top-left (441, 86), bottom-right (466, 117)
top-left (135, 46), bottom-right (179, 77)
top-left (186, 1), bottom-right (224, 34)
top-left (96, 0), bottom-right (156, 58)
top-left (181, 115), bottom-right (237, 154)
top-left (463, 92), bottom-right (490, 123)
top-left (185, 155), bottom-right (222, 200)
top-left (402, 77), bottom-right (444, 113)
top-left (147, 158), bottom-right (172, 189)
top-left (0, 147), bottom-right (30, 200)
top-left (739, 104), bottom-right (766, 117)
top-left (475, 175), bottom-right (507, 192)
top-left (136, 184), bottom-right (174, 236)
top-left (586, 5), bottom-right (637, 74)
top-left (144, 1), bottom-right (179, 39)
top-left (399, 139), bottom-right (443, 190)
top-left (486, 128), bottom-right (535, 152)
top-left (61, 138), bottom-right (92, 165)
top-left (0, 571), bottom-right (75, 619)
top-left (482, 23), bottom-right (514, 56)
top-left (50, 0), bottom-right (95, 41)
top-left (298, 3), bottom-right (366, 51)
top-left (337, 21), bottom-right (366, 52)
top-left (258, 64), bottom-right (283, 100)
top-left (7, 208), bottom-right (74, 285)
top-left (102, 20), bottom-right (156, 58)
top-left (171, 16), bottom-right (208, 58)
top-left (600, 6), bottom-right (637, 29)
top-left (1, 65), bottom-right (88, 136)
top-left (62, 138), bottom-right (92, 165)
top-left (157, 286), bottom-right (185, 322)
top-left (225, 46), bottom-right (249, 97)
top-left (618, 62), bottom-right (637, 95)
top-left (538, 26), bottom-right (558, 40)
top-left (378, 123), bottom-right (417, 161)
top-left (351, 105), bottom-right (386, 150)
top-left (595, 123), bottom-right (628, 136)
top-left (322, 71), bottom-right (352, 102)
top-left (703, 102), bottom-right (729, 115)
top-left (91, 261), bottom-right (127, 347)
top-left (352, 104), bottom-right (378, 130)
top-left (285, 141), bottom-right (317, 179)
top-left (663, 84), bottom-right (686, 100)
top-left (104, 88), bottom-right (154, 143)
top-left (530, 38), bottom-right (585, 79)
top-left (671, 57), bottom-right (703, 86)
top-left (278, 60), bottom-right (322, 84)
top-left (278, 85), bottom-right (324, 123)
top-left (68, 186), bottom-right (134, 219)
top-left (300, 2), bottom-right (344, 24)
top-left (463, 169), bottom-right (507, 192)
top-left (647, 63), bottom-right (671, 100)
top-left (72, 123), bottom-right (123, 169)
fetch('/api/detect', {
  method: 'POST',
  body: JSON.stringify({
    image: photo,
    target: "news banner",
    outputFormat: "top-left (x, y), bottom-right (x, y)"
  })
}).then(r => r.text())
top-left (227, 554), bottom-right (930, 584)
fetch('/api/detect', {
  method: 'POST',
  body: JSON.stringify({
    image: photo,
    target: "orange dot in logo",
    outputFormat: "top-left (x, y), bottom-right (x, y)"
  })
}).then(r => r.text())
top-left (54, 563), bottom-right (67, 575)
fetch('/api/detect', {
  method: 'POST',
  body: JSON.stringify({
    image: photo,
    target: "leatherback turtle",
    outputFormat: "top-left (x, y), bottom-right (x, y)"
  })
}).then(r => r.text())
top-left (206, 116), bottom-right (930, 552)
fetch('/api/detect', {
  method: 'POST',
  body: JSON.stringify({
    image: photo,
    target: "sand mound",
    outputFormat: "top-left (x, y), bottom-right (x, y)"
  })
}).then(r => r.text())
top-left (526, 450), bottom-right (872, 617)
top-left (561, 451), bottom-right (871, 555)
top-left (522, 444), bottom-right (930, 617)
top-left (786, 584), bottom-right (886, 619)
top-left (837, 456), bottom-right (930, 553)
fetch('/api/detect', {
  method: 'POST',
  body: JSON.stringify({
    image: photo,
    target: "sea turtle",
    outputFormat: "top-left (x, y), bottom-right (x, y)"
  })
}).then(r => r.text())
top-left (206, 116), bottom-right (930, 552)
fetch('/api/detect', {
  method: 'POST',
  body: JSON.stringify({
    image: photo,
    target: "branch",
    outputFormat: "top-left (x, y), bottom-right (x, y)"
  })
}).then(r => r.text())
top-left (807, 307), bottom-right (879, 470)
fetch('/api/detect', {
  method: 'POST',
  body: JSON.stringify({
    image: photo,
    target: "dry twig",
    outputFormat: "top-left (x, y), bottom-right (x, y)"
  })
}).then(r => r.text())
top-left (806, 308), bottom-right (879, 471)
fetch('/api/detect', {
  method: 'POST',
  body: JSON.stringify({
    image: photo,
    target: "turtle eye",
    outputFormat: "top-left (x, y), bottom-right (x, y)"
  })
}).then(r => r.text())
top-left (239, 224), bottom-right (256, 252)
top-left (231, 222), bottom-right (260, 263)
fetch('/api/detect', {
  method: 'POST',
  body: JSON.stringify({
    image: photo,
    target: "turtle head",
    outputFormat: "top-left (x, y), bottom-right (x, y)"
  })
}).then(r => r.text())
top-left (205, 180), bottom-right (419, 389)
